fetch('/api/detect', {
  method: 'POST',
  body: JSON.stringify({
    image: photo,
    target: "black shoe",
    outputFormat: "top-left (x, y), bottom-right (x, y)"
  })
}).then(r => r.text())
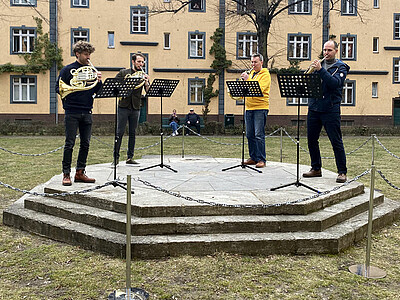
top-left (126, 158), bottom-right (139, 165)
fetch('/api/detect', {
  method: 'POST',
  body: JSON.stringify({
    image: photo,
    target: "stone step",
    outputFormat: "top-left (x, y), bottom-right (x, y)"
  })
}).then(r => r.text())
top-left (4, 196), bottom-right (400, 258)
top-left (23, 191), bottom-right (384, 235)
top-left (43, 182), bottom-right (365, 217)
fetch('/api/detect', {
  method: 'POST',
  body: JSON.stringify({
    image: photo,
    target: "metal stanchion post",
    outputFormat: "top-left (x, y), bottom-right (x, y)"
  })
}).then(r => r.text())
top-left (126, 175), bottom-right (132, 297)
top-left (280, 127), bottom-right (283, 163)
top-left (182, 126), bottom-right (185, 158)
top-left (108, 175), bottom-right (149, 300)
top-left (349, 135), bottom-right (386, 279)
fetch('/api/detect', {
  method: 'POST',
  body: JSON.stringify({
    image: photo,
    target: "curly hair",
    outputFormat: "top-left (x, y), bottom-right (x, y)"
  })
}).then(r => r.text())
top-left (72, 41), bottom-right (95, 56)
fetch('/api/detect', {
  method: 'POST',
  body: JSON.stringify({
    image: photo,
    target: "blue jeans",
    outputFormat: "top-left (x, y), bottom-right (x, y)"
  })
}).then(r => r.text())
top-left (114, 107), bottom-right (140, 160)
top-left (170, 121), bottom-right (178, 132)
top-left (245, 109), bottom-right (269, 162)
top-left (307, 110), bottom-right (347, 174)
top-left (62, 113), bottom-right (92, 174)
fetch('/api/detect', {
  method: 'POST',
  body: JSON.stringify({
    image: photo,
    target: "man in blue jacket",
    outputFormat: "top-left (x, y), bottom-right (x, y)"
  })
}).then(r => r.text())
top-left (302, 40), bottom-right (350, 183)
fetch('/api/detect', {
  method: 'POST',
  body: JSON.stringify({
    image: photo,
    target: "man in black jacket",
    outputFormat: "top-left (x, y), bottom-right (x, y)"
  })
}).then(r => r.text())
top-left (114, 53), bottom-right (150, 165)
top-left (184, 108), bottom-right (201, 134)
top-left (56, 41), bottom-right (102, 186)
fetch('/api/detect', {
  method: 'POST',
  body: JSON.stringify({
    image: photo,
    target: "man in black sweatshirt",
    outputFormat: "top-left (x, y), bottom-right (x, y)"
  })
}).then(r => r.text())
top-left (184, 108), bottom-right (201, 134)
top-left (56, 41), bottom-right (102, 186)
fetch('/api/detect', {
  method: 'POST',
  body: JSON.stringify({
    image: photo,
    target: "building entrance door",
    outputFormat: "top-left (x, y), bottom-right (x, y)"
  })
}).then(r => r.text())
top-left (394, 98), bottom-right (400, 126)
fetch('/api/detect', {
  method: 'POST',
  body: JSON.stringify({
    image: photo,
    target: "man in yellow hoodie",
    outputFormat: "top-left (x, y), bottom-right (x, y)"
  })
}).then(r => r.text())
top-left (241, 53), bottom-right (271, 168)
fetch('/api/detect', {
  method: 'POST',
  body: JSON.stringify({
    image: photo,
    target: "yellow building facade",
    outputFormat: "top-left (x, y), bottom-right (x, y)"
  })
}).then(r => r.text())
top-left (1, 0), bottom-right (400, 126)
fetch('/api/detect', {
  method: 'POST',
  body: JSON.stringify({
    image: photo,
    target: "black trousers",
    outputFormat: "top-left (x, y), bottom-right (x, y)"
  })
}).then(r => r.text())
top-left (307, 110), bottom-right (347, 174)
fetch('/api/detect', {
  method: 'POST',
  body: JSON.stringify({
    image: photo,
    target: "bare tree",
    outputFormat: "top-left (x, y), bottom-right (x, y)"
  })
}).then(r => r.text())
top-left (150, 0), bottom-right (368, 68)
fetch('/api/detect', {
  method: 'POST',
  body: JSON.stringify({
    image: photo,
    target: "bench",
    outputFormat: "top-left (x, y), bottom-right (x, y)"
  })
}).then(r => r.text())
top-left (162, 117), bottom-right (205, 129)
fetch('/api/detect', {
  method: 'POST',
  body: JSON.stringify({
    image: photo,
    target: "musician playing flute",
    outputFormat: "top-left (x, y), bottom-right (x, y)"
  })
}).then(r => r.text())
top-left (113, 53), bottom-right (150, 165)
top-left (56, 41), bottom-right (102, 186)
top-left (241, 53), bottom-right (271, 168)
top-left (302, 40), bottom-right (350, 183)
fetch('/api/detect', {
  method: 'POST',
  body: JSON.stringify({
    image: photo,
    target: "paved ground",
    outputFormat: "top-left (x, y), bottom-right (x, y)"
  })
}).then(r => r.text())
top-left (50, 155), bottom-right (351, 208)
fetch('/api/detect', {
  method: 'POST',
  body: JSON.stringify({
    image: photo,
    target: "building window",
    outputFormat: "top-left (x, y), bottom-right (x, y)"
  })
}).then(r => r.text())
top-left (372, 82), bottom-right (378, 98)
top-left (373, 37), bottom-right (379, 53)
top-left (71, 27), bottom-right (89, 55)
top-left (341, 80), bottom-right (355, 105)
top-left (340, 34), bottom-right (356, 60)
top-left (188, 78), bottom-right (205, 104)
top-left (287, 98), bottom-right (308, 105)
top-left (72, 0), bottom-right (88, 8)
top-left (11, 0), bottom-right (37, 6)
top-left (237, 33), bottom-right (258, 59)
top-left (131, 6), bottom-right (148, 34)
top-left (341, 0), bottom-right (357, 16)
top-left (288, 0), bottom-right (311, 14)
top-left (11, 27), bottom-right (35, 54)
top-left (108, 31), bottom-right (114, 48)
top-left (189, 0), bottom-right (205, 12)
top-left (288, 34), bottom-right (311, 60)
top-left (341, 120), bottom-right (354, 127)
top-left (237, 0), bottom-right (254, 13)
top-left (188, 31), bottom-right (205, 59)
top-left (164, 32), bottom-right (170, 49)
top-left (394, 58), bottom-right (400, 83)
top-left (11, 76), bottom-right (37, 103)
top-left (373, 0), bottom-right (379, 8)
top-left (394, 14), bottom-right (400, 40)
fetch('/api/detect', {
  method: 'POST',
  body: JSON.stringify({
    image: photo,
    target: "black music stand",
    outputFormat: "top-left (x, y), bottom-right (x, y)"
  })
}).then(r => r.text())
top-left (96, 77), bottom-right (141, 192)
top-left (139, 79), bottom-right (179, 172)
top-left (270, 73), bottom-right (322, 193)
top-left (222, 80), bottom-right (264, 173)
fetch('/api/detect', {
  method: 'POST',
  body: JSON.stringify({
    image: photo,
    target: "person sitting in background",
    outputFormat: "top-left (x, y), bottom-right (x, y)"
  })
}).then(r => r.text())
top-left (184, 108), bottom-right (201, 134)
top-left (169, 109), bottom-right (180, 136)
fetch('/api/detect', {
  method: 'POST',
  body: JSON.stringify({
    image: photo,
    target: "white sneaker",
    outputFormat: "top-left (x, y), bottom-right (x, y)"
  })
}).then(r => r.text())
top-left (174, 130), bottom-right (179, 136)
top-left (172, 132), bottom-right (176, 136)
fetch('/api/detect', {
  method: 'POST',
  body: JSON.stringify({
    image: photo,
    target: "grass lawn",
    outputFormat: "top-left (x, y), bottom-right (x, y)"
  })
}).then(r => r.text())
top-left (1, 133), bottom-right (399, 299)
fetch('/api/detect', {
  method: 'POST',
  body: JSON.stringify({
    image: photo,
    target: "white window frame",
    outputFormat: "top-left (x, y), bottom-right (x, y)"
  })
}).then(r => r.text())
top-left (11, 0), bottom-right (37, 5)
top-left (72, 29), bottom-right (88, 44)
top-left (12, 27), bottom-right (35, 54)
top-left (342, 81), bottom-right (355, 105)
top-left (237, 0), bottom-right (254, 13)
top-left (189, 78), bottom-right (205, 104)
top-left (373, 0), bottom-right (379, 8)
top-left (342, 0), bottom-right (357, 16)
top-left (394, 58), bottom-right (400, 83)
top-left (189, 0), bottom-right (205, 12)
top-left (288, 34), bottom-right (311, 60)
top-left (189, 32), bottom-right (205, 59)
top-left (164, 32), bottom-right (171, 49)
top-left (11, 76), bottom-right (37, 103)
top-left (237, 33), bottom-right (258, 59)
top-left (287, 97), bottom-right (308, 105)
top-left (131, 6), bottom-right (148, 34)
top-left (395, 14), bottom-right (400, 40)
top-left (108, 31), bottom-right (115, 48)
top-left (288, 0), bottom-right (311, 14)
top-left (71, 27), bottom-right (89, 55)
top-left (372, 82), bottom-right (378, 98)
top-left (72, 0), bottom-right (88, 8)
top-left (373, 37), bottom-right (379, 53)
top-left (341, 35), bottom-right (356, 60)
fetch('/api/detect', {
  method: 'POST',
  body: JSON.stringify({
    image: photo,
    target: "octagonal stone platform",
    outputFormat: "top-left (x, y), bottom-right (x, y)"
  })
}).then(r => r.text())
top-left (3, 156), bottom-right (400, 258)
